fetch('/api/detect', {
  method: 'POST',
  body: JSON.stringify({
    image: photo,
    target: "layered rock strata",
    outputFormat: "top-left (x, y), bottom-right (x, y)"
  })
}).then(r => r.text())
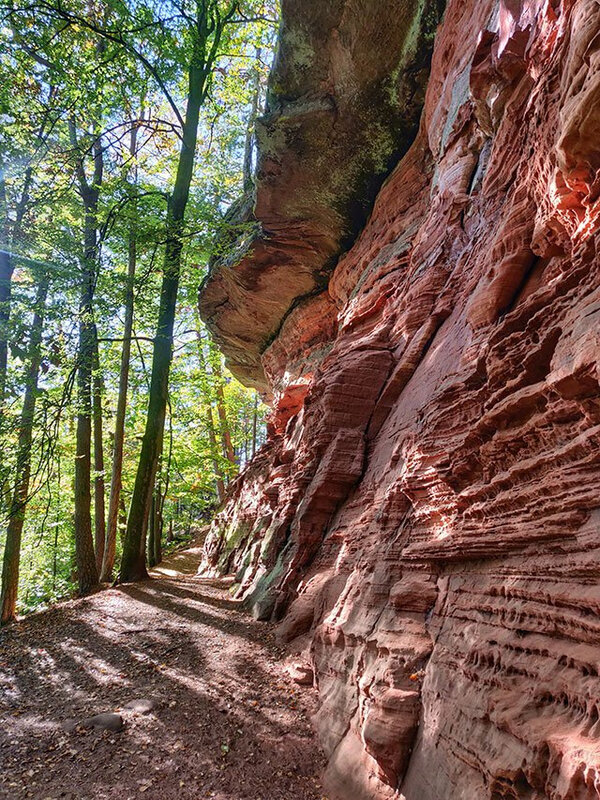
top-left (200, 0), bottom-right (600, 797)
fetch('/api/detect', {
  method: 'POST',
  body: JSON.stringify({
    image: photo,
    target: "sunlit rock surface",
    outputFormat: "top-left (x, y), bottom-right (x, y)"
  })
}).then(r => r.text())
top-left (201, 0), bottom-right (600, 797)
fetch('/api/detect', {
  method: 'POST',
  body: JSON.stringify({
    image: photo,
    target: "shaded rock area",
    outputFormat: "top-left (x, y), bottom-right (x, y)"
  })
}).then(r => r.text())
top-left (200, 0), bottom-right (445, 390)
top-left (200, 0), bottom-right (600, 798)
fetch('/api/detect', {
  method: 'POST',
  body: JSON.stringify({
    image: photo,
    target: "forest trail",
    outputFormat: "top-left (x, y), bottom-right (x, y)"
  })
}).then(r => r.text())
top-left (0, 539), bottom-right (326, 800)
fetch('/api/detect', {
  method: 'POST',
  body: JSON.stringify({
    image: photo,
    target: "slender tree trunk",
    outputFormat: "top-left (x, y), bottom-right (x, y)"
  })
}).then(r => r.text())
top-left (153, 488), bottom-right (162, 567)
top-left (147, 469), bottom-right (163, 570)
top-left (0, 169), bottom-right (31, 406)
top-left (196, 327), bottom-right (225, 502)
top-left (52, 450), bottom-right (61, 592)
top-left (213, 354), bottom-right (235, 467)
top-left (251, 391), bottom-right (258, 458)
top-left (0, 173), bottom-right (32, 514)
top-left (208, 405), bottom-right (226, 501)
top-left (101, 125), bottom-right (137, 581)
top-left (0, 240), bottom-right (13, 513)
top-left (1, 274), bottom-right (49, 623)
top-left (242, 48), bottom-right (262, 193)
top-left (154, 415), bottom-right (173, 566)
top-left (120, 59), bottom-right (205, 583)
top-left (154, 522), bottom-right (162, 565)
top-left (92, 326), bottom-right (105, 571)
top-left (74, 238), bottom-right (99, 594)
top-left (119, 495), bottom-right (127, 539)
top-left (71, 120), bottom-right (103, 595)
top-left (147, 494), bottom-right (157, 569)
top-left (244, 405), bottom-right (251, 464)
top-left (0, 248), bottom-right (13, 406)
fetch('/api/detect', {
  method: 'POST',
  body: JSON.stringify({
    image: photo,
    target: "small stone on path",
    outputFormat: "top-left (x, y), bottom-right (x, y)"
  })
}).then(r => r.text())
top-left (82, 713), bottom-right (124, 732)
top-left (287, 663), bottom-right (314, 686)
top-left (122, 698), bottom-right (159, 714)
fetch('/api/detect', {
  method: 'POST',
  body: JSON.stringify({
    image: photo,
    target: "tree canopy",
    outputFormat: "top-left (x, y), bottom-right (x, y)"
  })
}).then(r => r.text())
top-left (0, 0), bottom-right (277, 619)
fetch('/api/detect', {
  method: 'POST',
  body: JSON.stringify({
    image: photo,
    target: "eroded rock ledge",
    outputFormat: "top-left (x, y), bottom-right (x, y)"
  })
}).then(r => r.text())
top-left (201, 0), bottom-right (600, 798)
top-left (199, 0), bottom-right (445, 390)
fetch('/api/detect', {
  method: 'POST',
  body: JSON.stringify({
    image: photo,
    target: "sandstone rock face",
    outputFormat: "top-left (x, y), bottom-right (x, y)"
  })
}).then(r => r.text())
top-left (200, 0), bottom-right (445, 390)
top-left (201, 0), bottom-right (600, 797)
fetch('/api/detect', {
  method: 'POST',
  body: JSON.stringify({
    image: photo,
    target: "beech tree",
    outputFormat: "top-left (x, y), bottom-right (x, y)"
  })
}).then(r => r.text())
top-left (69, 118), bottom-right (104, 594)
top-left (0, 272), bottom-right (50, 622)
top-left (121, 1), bottom-right (243, 582)
top-left (101, 117), bottom-right (139, 582)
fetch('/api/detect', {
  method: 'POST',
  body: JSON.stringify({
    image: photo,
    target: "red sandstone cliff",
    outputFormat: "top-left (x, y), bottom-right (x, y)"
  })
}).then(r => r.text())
top-left (200, 1), bottom-right (600, 797)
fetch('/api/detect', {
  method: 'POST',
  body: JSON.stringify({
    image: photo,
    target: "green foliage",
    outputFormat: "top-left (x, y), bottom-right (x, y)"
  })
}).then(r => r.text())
top-left (0, 0), bottom-right (278, 613)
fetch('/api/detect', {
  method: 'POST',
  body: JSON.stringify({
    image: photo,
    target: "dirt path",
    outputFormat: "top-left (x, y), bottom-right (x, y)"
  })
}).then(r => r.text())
top-left (0, 541), bottom-right (326, 800)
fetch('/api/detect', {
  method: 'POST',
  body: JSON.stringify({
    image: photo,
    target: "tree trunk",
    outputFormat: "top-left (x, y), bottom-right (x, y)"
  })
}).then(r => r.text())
top-left (92, 326), bottom-right (105, 571)
top-left (251, 391), bottom-right (258, 458)
top-left (71, 120), bottom-right (103, 596)
top-left (147, 493), bottom-right (157, 569)
top-left (74, 244), bottom-right (99, 594)
top-left (0, 169), bottom-right (31, 406)
top-left (242, 48), bottom-right (262, 193)
top-left (52, 450), bottom-right (61, 592)
top-left (101, 124), bottom-right (137, 582)
top-left (119, 495), bottom-right (127, 539)
top-left (208, 405), bottom-right (226, 501)
top-left (120, 60), bottom-right (205, 583)
top-left (153, 491), bottom-right (162, 566)
top-left (1, 273), bottom-right (49, 624)
top-left (196, 327), bottom-right (225, 502)
top-left (155, 421), bottom-right (172, 567)
top-left (0, 247), bottom-right (13, 407)
top-left (213, 354), bottom-right (235, 467)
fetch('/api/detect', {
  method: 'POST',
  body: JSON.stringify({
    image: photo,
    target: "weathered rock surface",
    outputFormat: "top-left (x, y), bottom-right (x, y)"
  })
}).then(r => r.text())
top-left (201, 0), bottom-right (600, 798)
top-left (200, 0), bottom-right (445, 390)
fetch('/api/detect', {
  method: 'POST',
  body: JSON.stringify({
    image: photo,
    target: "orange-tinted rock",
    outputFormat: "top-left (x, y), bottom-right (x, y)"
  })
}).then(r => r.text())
top-left (202, 0), bottom-right (600, 797)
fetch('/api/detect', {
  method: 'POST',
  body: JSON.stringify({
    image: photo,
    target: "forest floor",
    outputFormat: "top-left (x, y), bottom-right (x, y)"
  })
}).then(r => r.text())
top-left (0, 539), bottom-right (327, 800)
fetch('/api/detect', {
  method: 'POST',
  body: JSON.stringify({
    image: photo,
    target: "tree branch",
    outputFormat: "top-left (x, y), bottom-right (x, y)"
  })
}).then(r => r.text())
top-left (34, 0), bottom-right (186, 130)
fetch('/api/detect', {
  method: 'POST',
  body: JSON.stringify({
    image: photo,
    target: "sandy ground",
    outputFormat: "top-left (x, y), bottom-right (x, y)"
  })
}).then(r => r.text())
top-left (0, 541), bottom-right (326, 799)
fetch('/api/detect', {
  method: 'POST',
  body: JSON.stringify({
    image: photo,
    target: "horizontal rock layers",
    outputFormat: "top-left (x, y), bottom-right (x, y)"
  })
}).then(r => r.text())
top-left (200, 0), bottom-right (600, 797)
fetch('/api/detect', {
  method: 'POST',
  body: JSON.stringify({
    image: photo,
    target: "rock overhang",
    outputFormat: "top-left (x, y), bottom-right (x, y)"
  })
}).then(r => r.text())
top-left (199, 0), bottom-right (446, 392)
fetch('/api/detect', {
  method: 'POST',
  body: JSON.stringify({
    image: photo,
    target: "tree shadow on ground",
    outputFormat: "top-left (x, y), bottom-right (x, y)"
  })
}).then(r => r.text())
top-left (0, 573), bottom-right (325, 800)
top-left (118, 582), bottom-right (256, 642)
top-left (150, 578), bottom-right (243, 612)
